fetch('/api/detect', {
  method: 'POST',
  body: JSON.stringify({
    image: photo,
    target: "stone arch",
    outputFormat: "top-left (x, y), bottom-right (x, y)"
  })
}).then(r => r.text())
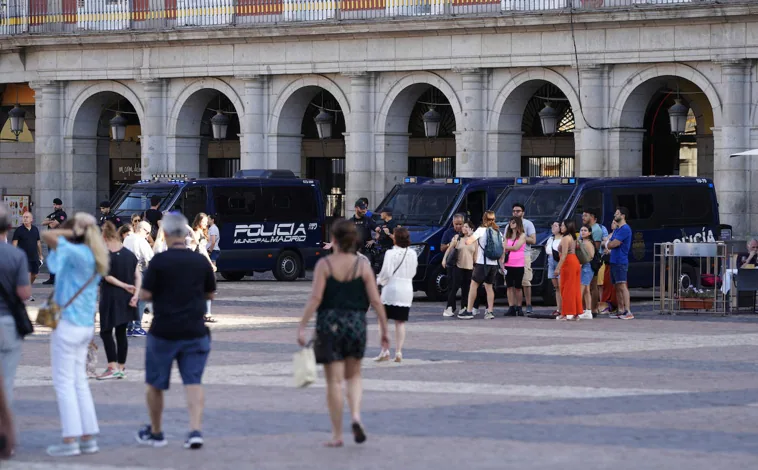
top-left (269, 75), bottom-right (351, 136)
top-left (375, 71), bottom-right (463, 135)
top-left (611, 63), bottom-right (722, 129)
top-left (611, 64), bottom-right (721, 178)
top-left (66, 81), bottom-right (145, 139)
top-left (168, 77), bottom-right (245, 138)
top-left (488, 68), bottom-right (580, 177)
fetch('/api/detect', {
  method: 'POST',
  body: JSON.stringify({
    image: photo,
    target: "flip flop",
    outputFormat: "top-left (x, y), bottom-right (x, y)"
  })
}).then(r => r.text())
top-left (352, 422), bottom-right (366, 444)
top-left (204, 316), bottom-right (217, 323)
top-left (324, 440), bottom-right (343, 448)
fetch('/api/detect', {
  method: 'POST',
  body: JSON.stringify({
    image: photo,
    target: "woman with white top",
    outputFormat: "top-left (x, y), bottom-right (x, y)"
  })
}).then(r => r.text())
top-left (375, 227), bottom-right (417, 363)
top-left (192, 213), bottom-right (217, 323)
top-left (207, 214), bottom-right (221, 266)
top-left (546, 221), bottom-right (563, 316)
top-left (458, 211), bottom-right (501, 320)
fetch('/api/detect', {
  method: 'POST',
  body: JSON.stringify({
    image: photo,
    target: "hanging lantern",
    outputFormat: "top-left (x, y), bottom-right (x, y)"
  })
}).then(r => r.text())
top-left (314, 108), bottom-right (333, 140)
top-left (7, 104), bottom-right (26, 137)
top-left (422, 106), bottom-right (442, 139)
top-left (668, 98), bottom-right (689, 135)
top-left (539, 102), bottom-right (558, 136)
top-left (211, 110), bottom-right (230, 141)
top-left (109, 113), bottom-right (128, 142)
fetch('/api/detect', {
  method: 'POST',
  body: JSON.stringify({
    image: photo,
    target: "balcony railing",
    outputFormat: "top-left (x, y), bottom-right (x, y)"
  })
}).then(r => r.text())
top-left (0, 0), bottom-right (735, 36)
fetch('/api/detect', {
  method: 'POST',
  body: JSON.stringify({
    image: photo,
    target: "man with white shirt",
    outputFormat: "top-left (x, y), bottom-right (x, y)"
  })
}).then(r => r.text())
top-left (124, 221), bottom-right (154, 336)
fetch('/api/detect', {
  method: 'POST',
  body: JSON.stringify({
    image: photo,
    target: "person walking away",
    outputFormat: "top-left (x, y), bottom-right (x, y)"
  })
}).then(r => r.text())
top-left (440, 214), bottom-right (465, 316)
top-left (442, 220), bottom-right (475, 317)
top-left (554, 220), bottom-right (582, 321)
top-left (503, 217), bottom-right (527, 316)
top-left (0, 202), bottom-right (32, 408)
top-left (546, 221), bottom-right (563, 317)
top-left (297, 219), bottom-right (389, 447)
top-left (42, 213), bottom-right (109, 457)
top-left (12, 211), bottom-right (43, 298)
top-left (192, 214), bottom-right (217, 323)
top-left (599, 221), bottom-right (618, 314)
top-left (143, 196), bottom-right (163, 245)
top-left (511, 204), bottom-right (536, 315)
top-left (135, 212), bottom-right (216, 450)
top-left (459, 211), bottom-right (502, 320)
top-left (123, 221), bottom-right (154, 336)
top-left (578, 225), bottom-right (596, 320)
top-left (41, 198), bottom-right (68, 285)
top-left (97, 222), bottom-right (140, 380)
top-left (375, 227), bottom-right (417, 362)
top-left (605, 207), bottom-right (633, 319)
top-left (97, 201), bottom-right (122, 228)
top-left (583, 209), bottom-right (603, 315)
top-left (206, 214), bottom-right (220, 267)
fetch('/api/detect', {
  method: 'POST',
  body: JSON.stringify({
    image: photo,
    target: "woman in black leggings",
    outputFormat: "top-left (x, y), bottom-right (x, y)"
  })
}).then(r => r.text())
top-left (97, 222), bottom-right (141, 380)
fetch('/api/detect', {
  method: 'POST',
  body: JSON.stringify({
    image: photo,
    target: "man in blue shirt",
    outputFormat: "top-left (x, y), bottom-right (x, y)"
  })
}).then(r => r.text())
top-left (605, 207), bottom-right (633, 319)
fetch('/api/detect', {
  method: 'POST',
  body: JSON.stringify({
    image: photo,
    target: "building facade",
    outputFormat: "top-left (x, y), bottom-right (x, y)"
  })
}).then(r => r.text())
top-left (0, 1), bottom-right (757, 236)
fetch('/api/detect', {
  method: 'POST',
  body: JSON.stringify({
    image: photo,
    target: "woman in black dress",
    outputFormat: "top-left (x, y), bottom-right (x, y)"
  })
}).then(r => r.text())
top-left (97, 222), bottom-right (140, 380)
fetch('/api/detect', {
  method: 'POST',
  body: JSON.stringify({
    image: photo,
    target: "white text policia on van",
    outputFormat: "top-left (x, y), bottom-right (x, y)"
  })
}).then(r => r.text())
top-left (673, 228), bottom-right (717, 244)
top-left (233, 223), bottom-right (317, 244)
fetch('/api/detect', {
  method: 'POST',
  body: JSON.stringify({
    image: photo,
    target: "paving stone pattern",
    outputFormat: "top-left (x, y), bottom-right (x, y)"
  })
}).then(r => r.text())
top-left (6, 277), bottom-right (758, 470)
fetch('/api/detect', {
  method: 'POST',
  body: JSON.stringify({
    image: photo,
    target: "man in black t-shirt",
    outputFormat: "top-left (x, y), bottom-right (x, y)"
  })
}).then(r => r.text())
top-left (143, 196), bottom-right (163, 240)
top-left (12, 211), bottom-right (42, 286)
top-left (376, 207), bottom-right (398, 250)
top-left (41, 198), bottom-right (67, 285)
top-left (98, 201), bottom-right (122, 228)
top-left (349, 199), bottom-right (376, 252)
top-left (136, 212), bottom-right (215, 450)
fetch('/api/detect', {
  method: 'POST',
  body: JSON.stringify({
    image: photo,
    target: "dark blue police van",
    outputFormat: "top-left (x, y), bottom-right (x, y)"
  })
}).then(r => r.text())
top-left (111, 169), bottom-right (325, 282)
top-left (374, 176), bottom-right (513, 300)
top-left (489, 176), bottom-right (730, 304)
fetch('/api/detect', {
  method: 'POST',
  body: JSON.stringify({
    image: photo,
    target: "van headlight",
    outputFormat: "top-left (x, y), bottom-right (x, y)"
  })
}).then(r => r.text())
top-left (409, 244), bottom-right (425, 258)
top-left (530, 245), bottom-right (543, 263)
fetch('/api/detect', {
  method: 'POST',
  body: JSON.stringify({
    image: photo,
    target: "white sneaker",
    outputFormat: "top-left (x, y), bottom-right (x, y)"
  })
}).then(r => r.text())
top-left (472, 308), bottom-right (480, 317)
top-left (484, 311), bottom-right (495, 320)
top-left (443, 307), bottom-right (455, 317)
top-left (578, 311), bottom-right (593, 320)
top-left (566, 315), bottom-right (576, 321)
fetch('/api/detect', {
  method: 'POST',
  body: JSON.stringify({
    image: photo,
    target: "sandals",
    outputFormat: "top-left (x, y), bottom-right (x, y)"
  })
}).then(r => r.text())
top-left (204, 315), bottom-right (217, 323)
top-left (324, 440), bottom-right (343, 448)
top-left (352, 422), bottom-right (367, 444)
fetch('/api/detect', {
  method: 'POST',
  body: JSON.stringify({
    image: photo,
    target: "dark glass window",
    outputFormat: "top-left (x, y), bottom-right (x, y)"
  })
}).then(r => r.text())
top-left (212, 186), bottom-right (260, 223)
top-left (182, 186), bottom-right (207, 223)
top-left (260, 186), bottom-right (318, 222)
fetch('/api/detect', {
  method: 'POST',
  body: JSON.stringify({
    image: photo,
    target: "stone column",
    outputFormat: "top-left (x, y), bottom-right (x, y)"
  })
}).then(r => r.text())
top-left (456, 68), bottom-right (486, 177)
top-left (344, 72), bottom-right (374, 208)
top-left (608, 129), bottom-right (645, 176)
top-left (139, 78), bottom-right (168, 179)
top-left (750, 127), bottom-right (758, 237)
top-left (714, 60), bottom-right (751, 238)
top-left (576, 65), bottom-right (608, 177)
top-left (238, 75), bottom-right (267, 170)
top-left (30, 80), bottom-right (64, 221)
top-left (487, 131), bottom-right (523, 177)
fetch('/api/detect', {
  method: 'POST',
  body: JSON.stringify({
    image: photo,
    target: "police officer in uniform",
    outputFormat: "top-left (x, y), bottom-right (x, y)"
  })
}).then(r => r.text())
top-left (41, 198), bottom-right (68, 284)
top-left (350, 199), bottom-right (376, 254)
top-left (98, 200), bottom-right (122, 228)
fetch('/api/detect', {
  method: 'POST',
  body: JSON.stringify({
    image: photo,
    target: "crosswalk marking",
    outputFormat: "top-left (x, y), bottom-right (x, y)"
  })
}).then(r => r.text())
top-left (467, 333), bottom-right (758, 355)
top-left (4, 463), bottom-right (173, 470)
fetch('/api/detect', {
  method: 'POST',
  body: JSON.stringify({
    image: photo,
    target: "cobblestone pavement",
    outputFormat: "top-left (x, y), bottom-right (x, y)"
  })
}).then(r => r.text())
top-left (6, 275), bottom-right (758, 470)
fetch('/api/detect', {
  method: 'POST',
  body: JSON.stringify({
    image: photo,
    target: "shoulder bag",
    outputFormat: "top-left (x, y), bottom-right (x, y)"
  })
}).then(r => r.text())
top-left (445, 235), bottom-right (459, 267)
top-left (0, 282), bottom-right (34, 338)
top-left (37, 272), bottom-right (98, 329)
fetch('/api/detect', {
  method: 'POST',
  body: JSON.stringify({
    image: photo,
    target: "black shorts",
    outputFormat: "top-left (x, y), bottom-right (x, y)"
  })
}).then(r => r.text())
top-left (385, 304), bottom-right (409, 322)
top-left (472, 264), bottom-right (498, 285)
top-left (504, 266), bottom-right (525, 288)
top-left (28, 260), bottom-right (39, 275)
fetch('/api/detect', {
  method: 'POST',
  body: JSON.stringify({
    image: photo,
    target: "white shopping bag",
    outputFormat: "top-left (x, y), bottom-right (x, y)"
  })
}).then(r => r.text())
top-left (293, 346), bottom-right (317, 388)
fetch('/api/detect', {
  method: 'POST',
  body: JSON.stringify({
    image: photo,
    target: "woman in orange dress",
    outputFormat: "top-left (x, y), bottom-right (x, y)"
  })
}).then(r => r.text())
top-left (554, 220), bottom-right (583, 321)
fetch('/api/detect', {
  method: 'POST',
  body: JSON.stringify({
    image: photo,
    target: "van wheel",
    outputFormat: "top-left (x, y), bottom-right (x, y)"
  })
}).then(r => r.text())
top-left (274, 251), bottom-right (302, 282)
top-left (220, 271), bottom-right (246, 282)
top-left (425, 265), bottom-right (448, 301)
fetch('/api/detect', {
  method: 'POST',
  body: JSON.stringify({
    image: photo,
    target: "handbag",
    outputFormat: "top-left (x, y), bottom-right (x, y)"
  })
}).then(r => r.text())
top-left (0, 282), bottom-right (34, 338)
top-left (37, 273), bottom-right (98, 329)
top-left (445, 237), bottom-right (459, 267)
top-left (293, 342), bottom-right (317, 388)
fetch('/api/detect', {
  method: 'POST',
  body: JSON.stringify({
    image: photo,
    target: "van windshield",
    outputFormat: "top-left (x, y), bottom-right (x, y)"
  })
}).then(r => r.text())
top-left (382, 185), bottom-right (461, 226)
top-left (492, 186), bottom-right (574, 228)
top-left (113, 186), bottom-right (178, 214)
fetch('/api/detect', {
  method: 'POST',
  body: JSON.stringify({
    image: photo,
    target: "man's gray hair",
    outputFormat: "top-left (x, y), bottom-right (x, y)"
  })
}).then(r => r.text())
top-left (453, 212), bottom-right (466, 221)
top-left (162, 212), bottom-right (189, 238)
top-left (0, 202), bottom-right (8, 232)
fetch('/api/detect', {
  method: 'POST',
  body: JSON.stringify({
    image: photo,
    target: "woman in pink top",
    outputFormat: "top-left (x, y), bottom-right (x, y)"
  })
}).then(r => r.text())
top-left (503, 217), bottom-right (527, 317)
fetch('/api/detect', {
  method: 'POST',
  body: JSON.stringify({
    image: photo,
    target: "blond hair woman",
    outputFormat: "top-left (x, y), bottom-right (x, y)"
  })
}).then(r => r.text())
top-left (41, 213), bottom-right (110, 457)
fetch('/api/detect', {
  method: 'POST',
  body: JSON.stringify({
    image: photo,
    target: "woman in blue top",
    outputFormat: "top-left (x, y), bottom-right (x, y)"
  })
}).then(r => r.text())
top-left (41, 213), bottom-right (110, 458)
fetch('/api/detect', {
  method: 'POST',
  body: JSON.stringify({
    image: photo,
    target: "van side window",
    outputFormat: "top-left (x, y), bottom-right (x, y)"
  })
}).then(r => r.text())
top-left (613, 189), bottom-right (656, 230)
top-left (213, 186), bottom-right (259, 223)
top-left (662, 186), bottom-right (714, 227)
top-left (573, 189), bottom-right (603, 226)
top-left (261, 186), bottom-right (318, 222)
top-left (182, 186), bottom-right (207, 223)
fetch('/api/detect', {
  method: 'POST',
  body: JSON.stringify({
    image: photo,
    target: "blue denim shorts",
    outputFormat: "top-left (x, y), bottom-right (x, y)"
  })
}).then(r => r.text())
top-left (610, 263), bottom-right (628, 285)
top-left (581, 263), bottom-right (593, 286)
top-left (210, 251), bottom-right (220, 262)
top-left (145, 333), bottom-right (210, 390)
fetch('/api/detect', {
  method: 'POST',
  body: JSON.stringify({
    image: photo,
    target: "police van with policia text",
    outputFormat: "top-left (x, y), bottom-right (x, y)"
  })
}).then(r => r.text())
top-left (110, 169), bottom-right (325, 282)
